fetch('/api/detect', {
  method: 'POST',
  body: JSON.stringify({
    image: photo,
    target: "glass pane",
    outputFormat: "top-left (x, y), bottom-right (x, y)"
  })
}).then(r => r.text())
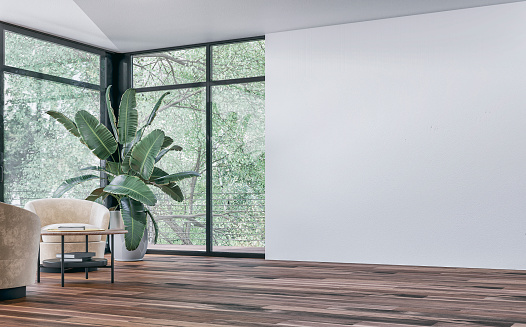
top-left (4, 31), bottom-right (100, 85)
top-left (3, 73), bottom-right (100, 207)
top-left (212, 82), bottom-right (265, 253)
top-left (212, 40), bottom-right (265, 81)
top-left (133, 48), bottom-right (206, 88)
top-left (136, 89), bottom-right (206, 250)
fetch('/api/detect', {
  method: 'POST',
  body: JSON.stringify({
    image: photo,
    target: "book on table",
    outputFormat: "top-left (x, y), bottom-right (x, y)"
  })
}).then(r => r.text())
top-left (56, 225), bottom-right (86, 231)
top-left (56, 252), bottom-right (95, 259)
top-left (61, 258), bottom-right (91, 262)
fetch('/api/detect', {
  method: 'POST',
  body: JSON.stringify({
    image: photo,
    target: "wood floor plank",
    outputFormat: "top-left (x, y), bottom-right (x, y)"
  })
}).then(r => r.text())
top-left (0, 254), bottom-right (525, 326)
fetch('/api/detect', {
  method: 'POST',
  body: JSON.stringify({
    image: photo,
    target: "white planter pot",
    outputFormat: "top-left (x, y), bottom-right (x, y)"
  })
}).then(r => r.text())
top-left (109, 211), bottom-right (148, 261)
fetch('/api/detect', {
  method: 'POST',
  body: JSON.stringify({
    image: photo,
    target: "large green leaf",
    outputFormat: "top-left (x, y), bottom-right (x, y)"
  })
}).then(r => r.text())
top-left (130, 129), bottom-right (164, 180)
top-left (75, 110), bottom-right (118, 160)
top-left (85, 187), bottom-right (108, 202)
top-left (150, 167), bottom-right (169, 181)
top-left (103, 175), bottom-right (157, 206)
top-left (105, 86), bottom-right (118, 139)
top-left (121, 152), bottom-right (131, 173)
top-left (144, 92), bottom-right (169, 128)
top-left (145, 208), bottom-right (159, 244)
top-left (120, 197), bottom-right (147, 251)
top-left (105, 161), bottom-right (121, 176)
top-left (53, 174), bottom-right (99, 198)
top-left (47, 111), bottom-right (80, 138)
top-left (157, 183), bottom-right (184, 202)
top-left (117, 88), bottom-right (138, 144)
top-left (155, 144), bottom-right (183, 163)
top-left (121, 127), bottom-right (144, 163)
top-left (154, 171), bottom-right (200, 185)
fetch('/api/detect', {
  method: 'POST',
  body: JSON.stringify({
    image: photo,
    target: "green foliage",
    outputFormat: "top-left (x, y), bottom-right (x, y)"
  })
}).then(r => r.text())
top-left (104, 175), bottom-right (157, 206)
top-left (53, 174), bottom-right (99, 198)
top-left (158, 183), bottom-right (184, 202)
top-left (155, 144), bottom-right (182, 163)
top-left (120, 197), bottom-right (147, 250)
top-left (129, 129), bottom-right (165, 180)
top-left (154, 172), bottom-right (200, 185)
top-left (48, 87), bottom-right (200, 250)
top-left (117, 89), bottom-right (138, 144)
top-left (46, 111), bottom-right (81, 138)
top-left (105, 86), bottom-right (119, 138)
top-left (75, 110), bottom-right (118, 160)
top-left (146, 92), bottom-right (170, 127)
top-left (85, 187), bottom-right (107, 202)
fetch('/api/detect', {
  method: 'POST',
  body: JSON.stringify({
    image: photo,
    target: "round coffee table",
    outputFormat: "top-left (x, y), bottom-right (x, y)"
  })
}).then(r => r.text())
top-left (39, 229), bottom-right (127, 287)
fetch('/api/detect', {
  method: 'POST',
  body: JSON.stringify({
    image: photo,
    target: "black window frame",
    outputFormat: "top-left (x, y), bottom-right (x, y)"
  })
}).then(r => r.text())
top-left (0, 20), bottom-right (265, 258)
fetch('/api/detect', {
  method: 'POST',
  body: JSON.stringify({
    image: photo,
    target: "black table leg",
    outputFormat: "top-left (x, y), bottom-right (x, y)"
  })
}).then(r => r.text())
top-left (61, 235), bottom-right (64, 287)
top-left (85, 235), bottom-right (89, 279)
top-left (37, 246), bottom-right (40, 283)
top-left (111, 234), bottom-right (114, 283)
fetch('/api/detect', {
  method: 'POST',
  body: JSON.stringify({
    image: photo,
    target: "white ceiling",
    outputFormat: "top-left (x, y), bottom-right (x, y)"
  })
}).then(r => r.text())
top-left (0, 0), bottom-right (523, 52)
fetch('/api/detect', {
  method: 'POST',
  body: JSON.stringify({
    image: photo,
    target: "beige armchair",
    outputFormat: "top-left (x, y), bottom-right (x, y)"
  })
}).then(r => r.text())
top-left (24, 199), bottom-right (110, 264)
top-left (0, 202), bottom-right (41, 300)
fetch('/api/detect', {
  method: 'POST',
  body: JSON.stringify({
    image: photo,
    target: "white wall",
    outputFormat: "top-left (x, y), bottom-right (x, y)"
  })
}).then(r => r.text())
top-left (266, 2), bottom-right (526, 269)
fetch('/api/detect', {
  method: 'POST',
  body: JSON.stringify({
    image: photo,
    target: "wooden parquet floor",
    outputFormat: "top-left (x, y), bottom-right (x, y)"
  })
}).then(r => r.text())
top-left (1, 254), bottom-right (526, 326)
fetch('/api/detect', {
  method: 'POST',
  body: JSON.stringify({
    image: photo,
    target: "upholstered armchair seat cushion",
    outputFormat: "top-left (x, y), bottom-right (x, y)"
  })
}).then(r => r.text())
top-left (41, 223), bottom-right (102, 242)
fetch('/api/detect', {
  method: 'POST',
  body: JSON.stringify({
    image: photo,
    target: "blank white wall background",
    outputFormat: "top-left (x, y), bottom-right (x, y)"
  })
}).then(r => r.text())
top-left (265, 2), bottom-right (526, 269)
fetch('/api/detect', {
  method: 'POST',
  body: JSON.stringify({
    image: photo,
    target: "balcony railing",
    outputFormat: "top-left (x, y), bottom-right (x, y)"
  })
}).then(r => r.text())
top-left (8, 189), bottom-right (265, 249)
top-left (147, 192), bottom-right (265, 248)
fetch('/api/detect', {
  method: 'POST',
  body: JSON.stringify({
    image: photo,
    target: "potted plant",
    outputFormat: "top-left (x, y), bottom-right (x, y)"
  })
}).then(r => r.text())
top-left (47, 86), bottom-right (199, 260)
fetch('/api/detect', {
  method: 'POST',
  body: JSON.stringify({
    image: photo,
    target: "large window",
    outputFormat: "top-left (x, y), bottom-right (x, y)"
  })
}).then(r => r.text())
top-left (1, 28), bottom-right (104, 207)
top-left (1, 22), bottom-right (264, 257)
top-left (132, 39), bottom-right (265, 254)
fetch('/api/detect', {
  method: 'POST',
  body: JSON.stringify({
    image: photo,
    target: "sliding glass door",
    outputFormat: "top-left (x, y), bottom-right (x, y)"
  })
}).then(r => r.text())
top-left (132, 39), bottom-right (265, 255)
top-left (135, 88), bottom-right (207, 252)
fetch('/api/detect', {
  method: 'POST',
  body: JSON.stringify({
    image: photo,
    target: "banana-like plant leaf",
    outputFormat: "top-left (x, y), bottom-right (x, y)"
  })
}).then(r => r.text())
top-left (75, 110), bottom-right (118, 160)
top-left (121, 152), bottom-right (131, 173)
top-left (123, 127), bottom-right (144, 156)
top-left (154, 171), bottom-right (200, 185)
top-left (105, 86), bottom-right (119, 139)
top-left (144, 92), bottom-right (169, 128)
top-left (79, 166), bottom-right (104, 172)
top-left (117, 88), bottom-right (138, 144)
top-left (157, 183), bottom-right (184, 202)
top-left (103, 175), bottom-right (157, 206)
top-left (150, 167), bottom-right (169, 180)
top-left (82, 165), bottom-right (119, 178)
top-left (53, 174), bottom-right (99, 198)
top-left (161, 136), bottom-right (173, 149)
top-left (85, 187), bottom-right (108, 201)
top-left (120, 197), bottom-right (147, 251)
top-left (130, 129), bottom-right (164, 180)
top-left (105, 161), bottom-right (121, 176)
top-left (145, 208), bottom-right (159, 244)
top-left (155, 144), bottom-right (183, 163)
top-left (47, 110), bottom-right (80, 138)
